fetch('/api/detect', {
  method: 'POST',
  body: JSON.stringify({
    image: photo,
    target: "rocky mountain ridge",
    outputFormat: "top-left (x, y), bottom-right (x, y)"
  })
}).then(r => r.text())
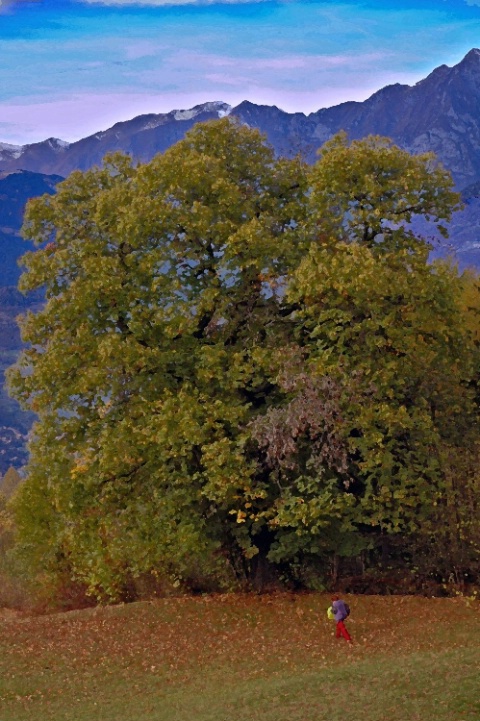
top-left (2, 50), bottom-right (480, 189)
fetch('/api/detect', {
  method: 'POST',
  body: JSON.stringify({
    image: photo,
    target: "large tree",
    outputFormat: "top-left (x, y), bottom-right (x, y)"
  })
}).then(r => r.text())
top-left (9, 123), bottom-right (477, 598)
top-left (9, 119), bottom-right (308, 597)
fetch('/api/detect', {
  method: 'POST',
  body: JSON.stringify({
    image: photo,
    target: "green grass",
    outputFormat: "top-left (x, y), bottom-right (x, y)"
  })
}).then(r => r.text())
top-left (0, 594), bottom-right (479, 721)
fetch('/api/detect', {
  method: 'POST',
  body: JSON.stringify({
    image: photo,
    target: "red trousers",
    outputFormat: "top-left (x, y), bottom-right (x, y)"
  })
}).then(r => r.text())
top-left (336, 620), bottom-right (352, 641)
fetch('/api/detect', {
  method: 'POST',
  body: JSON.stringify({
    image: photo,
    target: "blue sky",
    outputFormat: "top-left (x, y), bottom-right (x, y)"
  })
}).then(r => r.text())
top-left (1, 0), bottom-right (480, 144)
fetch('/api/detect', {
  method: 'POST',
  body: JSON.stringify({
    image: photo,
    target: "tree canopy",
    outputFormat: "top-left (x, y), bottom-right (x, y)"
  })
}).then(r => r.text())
top-left (8, 118), bottom-right (480, 599)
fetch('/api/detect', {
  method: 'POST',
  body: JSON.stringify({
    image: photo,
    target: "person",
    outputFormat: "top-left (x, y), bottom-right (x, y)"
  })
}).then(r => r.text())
top-left (331, 595), bottom-right (352, 642)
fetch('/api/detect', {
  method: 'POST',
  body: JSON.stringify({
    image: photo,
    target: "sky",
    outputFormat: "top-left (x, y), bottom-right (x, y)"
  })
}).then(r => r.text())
top-left (1, 0), bottom-right (480, 145)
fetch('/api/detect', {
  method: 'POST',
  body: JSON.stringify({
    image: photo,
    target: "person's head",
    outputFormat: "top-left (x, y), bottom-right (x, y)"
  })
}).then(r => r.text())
top-left (331, 594), bottom-right (339, 601)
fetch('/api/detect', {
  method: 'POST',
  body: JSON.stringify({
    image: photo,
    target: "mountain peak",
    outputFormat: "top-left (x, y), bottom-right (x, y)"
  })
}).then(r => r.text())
top-left (46, 138), bottom-right (70, 150)
top-left (172, 102), bottom-right (231, 122)
top-left (460, 48), bottom-right (480, 65)
top-left (414, 48), bottom-right (480, 91)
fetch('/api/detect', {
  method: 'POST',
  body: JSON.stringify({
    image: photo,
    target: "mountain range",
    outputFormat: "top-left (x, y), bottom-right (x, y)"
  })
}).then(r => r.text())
top-left (2, 49), bottom-right (480, 190)
top-left (1, 48), bottom-right (480, 470)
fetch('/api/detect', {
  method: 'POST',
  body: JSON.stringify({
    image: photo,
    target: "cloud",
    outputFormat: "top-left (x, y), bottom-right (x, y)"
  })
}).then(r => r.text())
top-left (196, 51), bottom-right (388, 72)
top-left (81, 0), bottom-right (270, 5)
top-left (0, 0), bottom-right (42, 9)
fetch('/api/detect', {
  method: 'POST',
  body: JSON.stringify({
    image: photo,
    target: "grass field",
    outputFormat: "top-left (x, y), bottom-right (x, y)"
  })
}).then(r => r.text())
top-left (0, 593), bottom-right (479, 721)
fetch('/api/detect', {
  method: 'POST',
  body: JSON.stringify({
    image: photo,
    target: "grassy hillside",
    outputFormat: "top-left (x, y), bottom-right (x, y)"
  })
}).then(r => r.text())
top-left (0, 593), bottom-right (478, 721)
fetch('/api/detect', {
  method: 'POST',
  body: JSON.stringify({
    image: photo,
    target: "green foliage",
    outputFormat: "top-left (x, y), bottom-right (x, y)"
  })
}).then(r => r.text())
top-left (7, 122), bottom-right (480, 598)
top-left (308, 131), bottom-right (461, 252)
top-left (288, 245), bottom-right (478, 532)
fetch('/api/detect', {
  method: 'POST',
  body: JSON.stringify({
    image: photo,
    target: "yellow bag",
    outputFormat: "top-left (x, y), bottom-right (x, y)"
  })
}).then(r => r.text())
top-left (327, 606), bottom-right (335, 620)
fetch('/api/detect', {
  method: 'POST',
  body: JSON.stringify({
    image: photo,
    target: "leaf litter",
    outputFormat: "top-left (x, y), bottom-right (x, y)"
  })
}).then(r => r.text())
top-left (0, 593), bottom-right (478, 719)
